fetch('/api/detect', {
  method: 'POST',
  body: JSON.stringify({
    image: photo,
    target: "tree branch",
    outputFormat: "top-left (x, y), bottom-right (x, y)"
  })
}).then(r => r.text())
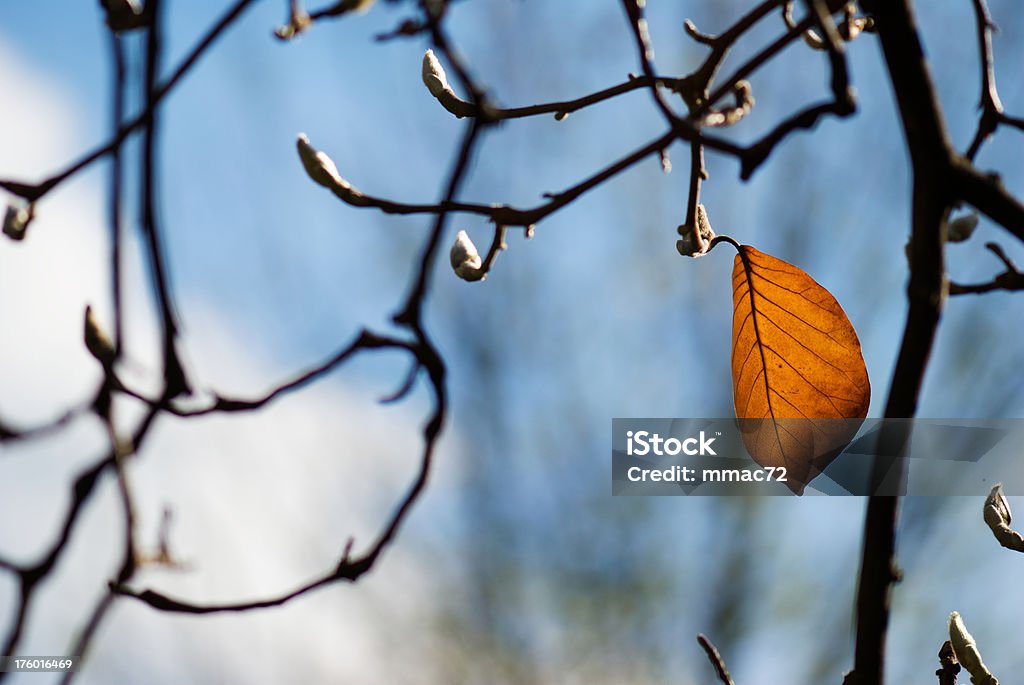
top-left (0, 0), bottom-right (257, 203)
top-left (848, 1), bottom-right (957, 683)
top-left (964, 0), bottom-right (1024, 161)
top-left (949, 242), bottom-right (1024, 295)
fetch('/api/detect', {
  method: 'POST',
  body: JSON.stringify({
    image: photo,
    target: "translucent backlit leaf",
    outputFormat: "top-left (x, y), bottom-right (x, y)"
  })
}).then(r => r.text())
top-left (730, 245), bottom-right (870, 494)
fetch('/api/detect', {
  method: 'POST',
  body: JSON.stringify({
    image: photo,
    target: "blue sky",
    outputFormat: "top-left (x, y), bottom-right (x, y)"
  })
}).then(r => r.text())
top-left (2, 1), bottom-right (1024, 683)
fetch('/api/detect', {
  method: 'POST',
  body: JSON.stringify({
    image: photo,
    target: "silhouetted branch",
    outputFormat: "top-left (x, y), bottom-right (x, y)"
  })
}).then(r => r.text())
top-left (140, 0), bottom-right (190, 400)
top-left (620, 0), bottom-right (685, 129)
top-left (952, 160), bottom-right (1024, 244)
top-left (111, 329), bottom-right (446, 614)
top-left (0, 0), bottom-right (257, 203)
top-left (0, 403), bottom-right (92, 446)
top-left (950, 243), bottom-right (1024, 295)
top-left (677, 0), bottom-right (783, 109)
top-left (119, 331), bottom-right (417, 416)
top-left (964, 0), bottom-right (1024, 161)
top-left (849, 0), bottom-right (958, 683)
top-left (0, 406), bottom-right (161, 681)
top-left (109, 30), bottom-right (126, 357)
top-left (697, 634), bottom-right (737, 685)
top-left (936, 640), bottom-right (960, 685)
top-left (295, 128), bottom-right (710, 228)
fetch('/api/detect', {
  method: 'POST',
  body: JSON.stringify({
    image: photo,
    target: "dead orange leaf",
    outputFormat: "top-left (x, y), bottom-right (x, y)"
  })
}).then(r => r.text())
top-left (730, 244), bottom-right (870, 494)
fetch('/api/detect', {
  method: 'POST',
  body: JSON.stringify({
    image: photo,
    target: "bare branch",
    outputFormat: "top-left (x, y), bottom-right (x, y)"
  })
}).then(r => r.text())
top-left (964, 0), bottom-right (1024, 161)
top-left (111, 332), bottom-right (447, 614)
top-left (0, 0), bottom-right (257, 203)
top-left (935, 640), bottom-right (961, 685)
top-left (697, 634), bottom-right (737, 685)
top-left (676, 0), bottom-right (784, 110)
top-left (950, 242), bottom-right (1024, 295)
top-left (295, 129), bottom-right (714, 228)
top-left (140, 0), bottom-right (190, 400)
top-left (952, 159), bottom-right (1024, 245)
top-left (849, 1), bottom-right (958, 683)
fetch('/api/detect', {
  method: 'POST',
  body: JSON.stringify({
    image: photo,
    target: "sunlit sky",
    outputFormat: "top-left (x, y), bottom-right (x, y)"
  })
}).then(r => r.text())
top-left (2, 2), bottom-right (1024, 683)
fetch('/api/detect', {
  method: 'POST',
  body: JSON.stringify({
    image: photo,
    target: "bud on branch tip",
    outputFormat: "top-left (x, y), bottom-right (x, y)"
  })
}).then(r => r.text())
top-left (421, 50), bottom-right (475, 118)
top-left (949, 611), bottom-right (999, 685)
top-left (450, 230), bottom-right (484, 281)
top-left (3, 201), bottom-right (34, 241)
top-left (296, 133), bottom-right (367, 206)
top-left (677, 204), bottom-right (715, 257)
top-left (84, 305), bottom-right (116, 369)
top-left (983, 483), bottom-right (1024, 552)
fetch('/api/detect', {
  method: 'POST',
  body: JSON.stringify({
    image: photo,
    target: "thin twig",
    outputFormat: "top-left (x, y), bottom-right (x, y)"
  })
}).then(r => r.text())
top-left (0, 0), bottom-right (258, 202)
top-left (697, 634), bottom-right (737, 685)
top-left (677, 0), bottom-right (784, 109)
top-left (950, 242), bottom-right (1024, 295)
top-left (964, 0), bottom-right (1024, 161)
top-left (111, 331), bottom-right (446, 613)
top-left (619, 0), bottom-right (683, 129)
top-left (0, 407), bottom-right (162, 682)
top-left (296, 129), bottom-right (689, 228)
top-left (422, 73), bottom-right (685, 122)
top-left (0, 403), bottom-right (92, 446)
top-left (141, 0), bottom-right (190, 400)
top-left (936, 640), bottom-right (960, 685)
top-left (109, 31), bottom-right (126, 357)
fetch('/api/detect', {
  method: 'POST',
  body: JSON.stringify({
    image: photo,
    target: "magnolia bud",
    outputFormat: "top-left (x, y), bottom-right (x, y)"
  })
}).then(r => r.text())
top-left (949, 612), bottom-right (998, 685)
top-left (421, 50), bottom-right (475, 118)
top-left (3, 203), bottom-right (32, 241)
top-left (295, 134), bottom-right (367, 206)
top-left (676, 204), bottom-right (716, 257)
top-left (983, 483), bottom-right (1024, 552)
top-left (948, 212), bottom-right (979, 243)
top-left (450, 230), bottom-right (483, 281)
top-left (84, 305), bottom-right (117, 369)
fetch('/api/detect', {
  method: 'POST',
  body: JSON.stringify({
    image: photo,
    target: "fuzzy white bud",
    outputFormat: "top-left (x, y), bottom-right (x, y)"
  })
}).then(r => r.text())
top-left (949, 611), bottom-right (999, 685)
top-left (296, 134), bottom-right (368, 206)
top-left (3, 202), bottom-right (33, 241)
top-left (450, 230), bottom-right (484, 281)
top-left (983, 483), bottom-right (1024, 552)
top-left (421, 50), bottom-right (474, 118)
top-left (948, 212), bottom-right (980, 243)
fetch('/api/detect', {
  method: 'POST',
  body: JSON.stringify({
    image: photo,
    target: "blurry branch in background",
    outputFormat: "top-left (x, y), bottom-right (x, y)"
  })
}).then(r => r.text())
top-left (275, 0), bottom-right (378, 40)
top-left (109, 0), bottom-right (479, 621)
top-left (109, 332), bottom-right (448, 615)
top-left (782, 0), bottom-right (874, 50)
top-left (964, 0), bottom-right (1024, 162)
top-left (697, 634), bottom-right (737, 685)
top-left (982, 484), bottom-right (1024, 552)
top-left (0, 0), bottom-right (257, 204)
top-left (949, 242), bottom-right (1024, 295)
top-left (139, 0), bottom-right (191, 402)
